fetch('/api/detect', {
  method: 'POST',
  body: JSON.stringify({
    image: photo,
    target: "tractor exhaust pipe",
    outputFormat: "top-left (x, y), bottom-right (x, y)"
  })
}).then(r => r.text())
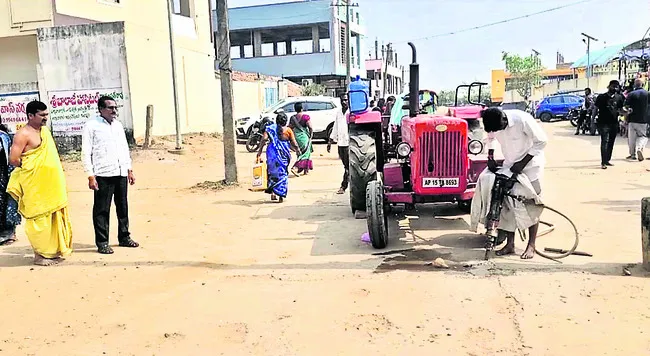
top-left (408, 42), bottom-right (419, 118)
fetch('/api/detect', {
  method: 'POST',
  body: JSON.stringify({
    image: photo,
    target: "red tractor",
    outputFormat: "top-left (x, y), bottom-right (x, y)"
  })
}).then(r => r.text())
top-left (347, 42), bottom-right (499, 249)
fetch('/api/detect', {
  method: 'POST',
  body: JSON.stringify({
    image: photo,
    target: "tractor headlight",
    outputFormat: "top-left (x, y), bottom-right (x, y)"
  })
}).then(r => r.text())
top-left (468, 140), bottom-right (483, 155)
top-left (396, 142), bottom-right (412, 158)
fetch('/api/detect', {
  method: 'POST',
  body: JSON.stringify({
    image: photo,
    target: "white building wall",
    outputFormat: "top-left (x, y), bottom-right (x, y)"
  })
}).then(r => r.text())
top-left (0, 35), bottom-right (39, 84)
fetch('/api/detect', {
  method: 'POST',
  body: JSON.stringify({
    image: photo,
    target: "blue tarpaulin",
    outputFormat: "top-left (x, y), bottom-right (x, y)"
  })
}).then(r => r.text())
top-left (571, 43), bottom-right (630, 68)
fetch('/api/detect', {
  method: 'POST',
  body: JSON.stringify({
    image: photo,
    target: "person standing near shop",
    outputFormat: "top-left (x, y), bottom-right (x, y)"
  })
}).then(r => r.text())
top-left (82, 96), bottom-right (139, 254)
top-left (624, 78), bottom-right (649, 161)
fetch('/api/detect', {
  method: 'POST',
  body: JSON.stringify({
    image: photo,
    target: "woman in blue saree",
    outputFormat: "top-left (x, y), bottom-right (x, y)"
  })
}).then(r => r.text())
top-left (0, 117), bottom-right (21, 246)
top-left (256, 113), bottom-right (301, 202)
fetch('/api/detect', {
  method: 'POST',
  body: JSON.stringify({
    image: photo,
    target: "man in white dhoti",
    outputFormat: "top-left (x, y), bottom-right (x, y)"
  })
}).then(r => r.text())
top-left (472, 107), bottom-right (548, 259)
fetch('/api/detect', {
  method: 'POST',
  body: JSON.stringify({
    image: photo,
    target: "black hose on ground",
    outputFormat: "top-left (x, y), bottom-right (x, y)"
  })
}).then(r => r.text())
top-left (516, 205), bottom-right (580, 263)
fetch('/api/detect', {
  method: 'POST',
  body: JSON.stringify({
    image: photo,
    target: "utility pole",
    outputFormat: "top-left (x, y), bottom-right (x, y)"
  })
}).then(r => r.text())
top-left (581, 33), bottom-right (598, 89)
top-left (166, 0), bottom-right (182, 151)
top-left (382, 43), bottom-right (391, 98)
top-left (216, 0), bottom-right (238, 183)
top-left (530, 49), bottom-right (541, 100)
top-left (332, 1), bottom-right (359, 90)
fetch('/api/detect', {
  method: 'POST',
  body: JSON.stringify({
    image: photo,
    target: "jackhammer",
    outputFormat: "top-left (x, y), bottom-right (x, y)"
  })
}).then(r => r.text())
top-left (483, 173), bottom-right (581, 262)
top-left (484, 173), bottom-right (517, 260)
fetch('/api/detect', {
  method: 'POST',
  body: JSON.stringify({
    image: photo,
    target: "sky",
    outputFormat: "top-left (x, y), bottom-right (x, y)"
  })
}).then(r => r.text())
top-left (222, 0), bottom-right (650, 90)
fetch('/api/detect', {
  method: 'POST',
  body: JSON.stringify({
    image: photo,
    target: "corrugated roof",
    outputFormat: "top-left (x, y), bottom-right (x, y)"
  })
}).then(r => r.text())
top-left (571, 43), bottom-right (629, 68)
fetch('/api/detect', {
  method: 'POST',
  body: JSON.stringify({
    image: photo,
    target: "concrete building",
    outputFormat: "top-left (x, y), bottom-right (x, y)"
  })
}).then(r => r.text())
top-left (365, 42), bottom-right (404, 100)
top-left (0, 0), bottom-right (219, 145)
top-left (214, 0), bottom-right (367, 97)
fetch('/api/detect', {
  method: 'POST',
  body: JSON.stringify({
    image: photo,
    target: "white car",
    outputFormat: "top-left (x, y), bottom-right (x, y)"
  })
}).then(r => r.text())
top-left (236, 96), bottom-right (341, 141)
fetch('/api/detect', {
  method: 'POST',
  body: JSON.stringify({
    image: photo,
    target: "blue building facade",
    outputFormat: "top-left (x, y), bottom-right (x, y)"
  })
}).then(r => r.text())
top-left (213, 0), bottom-right (367, 95)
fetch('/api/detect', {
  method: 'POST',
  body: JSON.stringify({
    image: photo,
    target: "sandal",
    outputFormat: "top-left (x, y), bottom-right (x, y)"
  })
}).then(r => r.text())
top-left (98, 244), bottom-right (114, 254)
top-left (119, 239), bottom-right (140, 248)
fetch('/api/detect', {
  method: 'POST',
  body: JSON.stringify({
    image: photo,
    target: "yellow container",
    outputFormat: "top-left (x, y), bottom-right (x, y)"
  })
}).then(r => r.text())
top-left (250, 162), bottom-right (268, 192)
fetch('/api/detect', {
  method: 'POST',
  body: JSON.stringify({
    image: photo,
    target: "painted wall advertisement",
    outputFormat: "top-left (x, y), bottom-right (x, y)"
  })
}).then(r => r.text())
top-left (0, 91), bottom-right (40, 133)
top-left (47, 88), bottom-right (124, 135)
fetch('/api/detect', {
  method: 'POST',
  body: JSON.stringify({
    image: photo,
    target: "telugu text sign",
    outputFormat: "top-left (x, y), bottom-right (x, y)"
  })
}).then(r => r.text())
top-left (47, 89), bottom-right (124, 134)
top-left (0, 92), bottom-right (40, 133)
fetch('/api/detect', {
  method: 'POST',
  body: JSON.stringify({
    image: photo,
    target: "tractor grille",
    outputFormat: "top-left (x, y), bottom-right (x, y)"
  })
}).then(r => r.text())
top-left (419, 131), bottom-right (463, 177)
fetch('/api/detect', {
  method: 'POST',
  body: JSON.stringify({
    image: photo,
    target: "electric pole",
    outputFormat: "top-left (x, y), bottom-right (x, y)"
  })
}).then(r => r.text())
top-left (382, 43), bottom-right (391, 98)
top-left (216, 0), bottom-right (238, 183)
top-left (166, 0), bottom-right (182, 151)
top-left (332, 1), bottom-right (359, 90)
top-left (581, 33), bottom-right (598, 89)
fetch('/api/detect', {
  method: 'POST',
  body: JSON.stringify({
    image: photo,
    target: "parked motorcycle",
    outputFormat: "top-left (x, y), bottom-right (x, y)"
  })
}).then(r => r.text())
top-left (568, 108), bottom-right (580, 127)
top-left (570, 108), bottom-right (598, 136)
top-left (245, 117), bottom-right (273, 152)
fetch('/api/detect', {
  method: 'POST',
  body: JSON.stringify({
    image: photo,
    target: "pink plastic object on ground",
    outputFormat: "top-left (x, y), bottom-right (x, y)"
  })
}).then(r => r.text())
top-left (361, 232), bottom-right (370, 243)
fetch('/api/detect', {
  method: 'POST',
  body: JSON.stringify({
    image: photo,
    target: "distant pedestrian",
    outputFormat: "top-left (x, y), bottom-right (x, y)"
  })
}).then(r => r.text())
top-left (256, 113), bottom-right (300, 203)
top-left (594, 80), bottom-right (625, 169)
top-left (328, 95), bottom-right (350, 194)
top-left (82, 96), bottom-right (139, 255)
top-left (373, 98), bottom-right (386, 114)
top-left (385, 96), bottom-right (396, 114)
top-left (624, 78), bottom-right (649, 161)
top-left (289, 102), bottom-right (313, 175)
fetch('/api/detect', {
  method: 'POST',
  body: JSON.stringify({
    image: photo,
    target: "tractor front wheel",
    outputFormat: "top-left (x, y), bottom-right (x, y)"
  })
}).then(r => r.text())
top-left (349, 129), bottom-right (377, 213)
top-left (458, 200), bottom-right (472, 214)
top-left (366, 180), bottom-right (388, 249)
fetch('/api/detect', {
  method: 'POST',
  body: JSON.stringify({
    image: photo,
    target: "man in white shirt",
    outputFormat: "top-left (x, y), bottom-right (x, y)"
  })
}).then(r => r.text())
top-left (327, 95), bottom-right (350, 195)
top-left (82, 96), bottom-right (138, 254)
top-left (481, 107), bottom-right (548, 259)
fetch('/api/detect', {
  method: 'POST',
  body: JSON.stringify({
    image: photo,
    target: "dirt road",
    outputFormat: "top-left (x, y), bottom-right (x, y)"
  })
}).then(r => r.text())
top-left (1, 123), bottom-right (650, 356)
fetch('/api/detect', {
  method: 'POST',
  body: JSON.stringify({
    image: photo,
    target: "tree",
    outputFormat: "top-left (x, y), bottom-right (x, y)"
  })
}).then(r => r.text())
top-left (501, 52), bottom-right (543, 102)
top-left (302, 83), bottom-right (326, 96)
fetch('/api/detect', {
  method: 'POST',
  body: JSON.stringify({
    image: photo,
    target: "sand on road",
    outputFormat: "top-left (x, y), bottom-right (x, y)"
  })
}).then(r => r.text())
top-left (1, 123), bottom-right (650, 356)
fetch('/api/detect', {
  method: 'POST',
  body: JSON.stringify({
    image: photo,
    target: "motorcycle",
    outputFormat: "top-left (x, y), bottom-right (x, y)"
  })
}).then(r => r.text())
top-left (570, 108), bottom-right (598, 136)
top-left (568, 108), bottom-right (580, 127)
top-left (245, 117), bottom-right (273, 152)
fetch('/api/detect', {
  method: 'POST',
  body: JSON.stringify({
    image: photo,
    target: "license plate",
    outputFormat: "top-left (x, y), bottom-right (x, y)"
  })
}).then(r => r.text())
top-left (422, 178), bottom-right (459, 188)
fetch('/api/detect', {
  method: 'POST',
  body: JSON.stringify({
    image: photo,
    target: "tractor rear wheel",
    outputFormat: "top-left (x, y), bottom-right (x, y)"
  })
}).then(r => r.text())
top-left (366, 180), bottom-right (388, 249)
top-left (349, 129), bottom-right (377, 213)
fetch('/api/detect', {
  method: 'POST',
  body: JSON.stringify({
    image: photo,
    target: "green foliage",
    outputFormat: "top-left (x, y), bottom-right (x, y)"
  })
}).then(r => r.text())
top-left (302, 83), bottom-right (326, 96)
top-left (501, 52), bottom-right (543, 101)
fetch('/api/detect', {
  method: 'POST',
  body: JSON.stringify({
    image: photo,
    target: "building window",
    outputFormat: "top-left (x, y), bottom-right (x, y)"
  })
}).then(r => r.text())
top-left (340, 26), bottom-right (346, 64)
top-left (172, 0), bottom-right (191, 17)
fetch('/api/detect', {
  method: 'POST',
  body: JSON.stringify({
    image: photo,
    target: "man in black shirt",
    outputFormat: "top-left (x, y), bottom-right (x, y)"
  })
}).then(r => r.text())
top-left (594, 80), bottom-right (624, 169)
top-left (624, 78), bottom-right (649, 161)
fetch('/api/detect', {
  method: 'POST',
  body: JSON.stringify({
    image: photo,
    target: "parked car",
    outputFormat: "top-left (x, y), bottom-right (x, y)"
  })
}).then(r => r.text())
top-left (535, 94), bottom-right (584, 122)
top-left (236, 96), bottom-right (341, 141)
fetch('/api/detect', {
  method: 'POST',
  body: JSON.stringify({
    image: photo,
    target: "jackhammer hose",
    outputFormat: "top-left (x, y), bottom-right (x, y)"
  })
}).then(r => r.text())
top-left (516, 205), bottom-right (580, 263)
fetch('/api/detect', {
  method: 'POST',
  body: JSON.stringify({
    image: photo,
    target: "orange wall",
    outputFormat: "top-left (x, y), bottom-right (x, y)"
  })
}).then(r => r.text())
top-left (491, 69), bottom-right (506, 102)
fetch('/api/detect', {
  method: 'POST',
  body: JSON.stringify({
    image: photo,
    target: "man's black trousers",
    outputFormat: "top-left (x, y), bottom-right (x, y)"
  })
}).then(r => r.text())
top-left (599, 124), bottom-right (618, 165)
top-left (338, 146), bottom-right (349, 190)
top-left (93, 176), bottom-right (130, 247)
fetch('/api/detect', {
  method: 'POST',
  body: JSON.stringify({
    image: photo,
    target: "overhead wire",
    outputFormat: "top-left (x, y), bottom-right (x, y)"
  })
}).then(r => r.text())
top-left (387, 0), bottom-right (600, 44)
